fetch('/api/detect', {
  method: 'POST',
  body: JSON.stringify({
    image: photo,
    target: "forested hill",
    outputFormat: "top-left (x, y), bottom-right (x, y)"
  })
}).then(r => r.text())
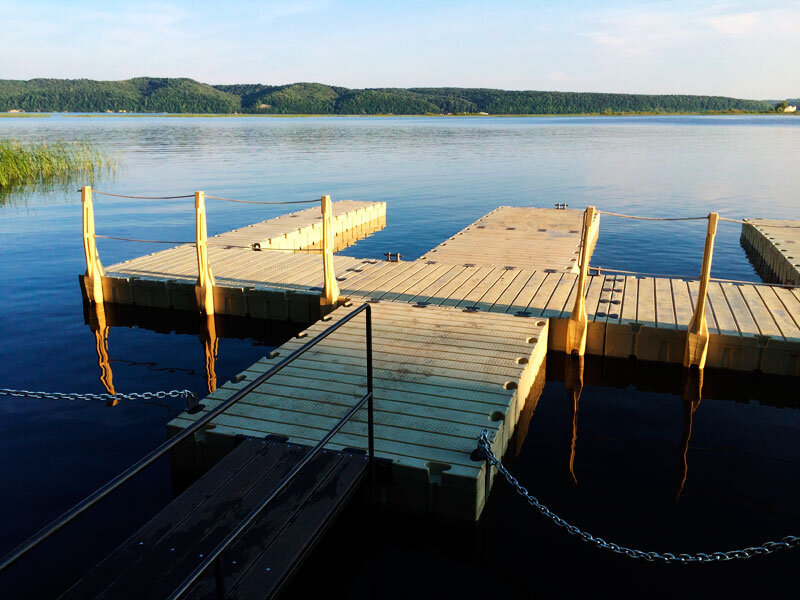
top-left (0, 78), bottom-right (775, 114)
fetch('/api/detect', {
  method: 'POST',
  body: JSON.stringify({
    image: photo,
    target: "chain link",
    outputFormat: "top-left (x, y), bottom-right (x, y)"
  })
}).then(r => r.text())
top-left (0, 388), bottom-right (195, 403)
top-left (477, 429), bottom-right (800, 563)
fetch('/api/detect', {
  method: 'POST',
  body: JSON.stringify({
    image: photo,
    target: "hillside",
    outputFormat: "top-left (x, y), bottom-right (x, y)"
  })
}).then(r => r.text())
top-left (0, 78), bottom-right (240, 113)
top-left (0, 78), bottom-right (775, 115)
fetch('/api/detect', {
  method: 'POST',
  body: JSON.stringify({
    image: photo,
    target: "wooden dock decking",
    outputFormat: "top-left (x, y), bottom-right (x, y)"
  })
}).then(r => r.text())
top-left (419, 206), bottom-right (599, 272)
top-left (169, 301), bottom-right (548, 519)
top-left (80, 202), bottom-right (800, 519)
top-left (741, 218), bottom-right (800, 286)
top-left (98, 200), bottom-right (386, 322)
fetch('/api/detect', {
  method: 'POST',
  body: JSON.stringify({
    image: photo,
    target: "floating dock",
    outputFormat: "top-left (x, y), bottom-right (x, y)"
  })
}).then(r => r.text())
top-left (169, 301), bottom-right (547, 519)
top-left (741, 218), bottom-right (800, 286)
top-left (95, 200), bottom-right (386, 322)
top-left (80, 199), bottom-right (800, 519)
top-left (419, 206), bottom-right (599, 271)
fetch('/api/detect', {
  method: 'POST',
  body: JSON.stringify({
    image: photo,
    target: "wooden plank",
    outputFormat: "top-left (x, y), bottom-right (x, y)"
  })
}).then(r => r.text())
top-left (98, 443), bottom-right (326, 599)
top-left (548, 272), bottom-right (579, 319)
top-left (502, 270), bottom-right (547, 313)
top-left (487, 269), bottom-right (535, 313)
top-left (60, 439), bottom-right (267, 599)
top-left (406, 265), bottom-right (468, 304)
top-left (772, 287), bottom-right (800, 341)
top-left (529, 272), bottom-right (563, 317)
top-left (417, 207), bottom-right (588, 271)
top-left (584, 275), bottom-right (604, 322)
top-left (473, 268), bottom-right (523, 311)
top-left (671, 279), bottom-right (694, 331)
top-left (720, 283), bottom-right (760, 337)
top-left (619, 276), bottom-right (638, 325)
top-left (184, 451), bottom-right (366, 600)
top-left (64, 440), bottom-right (306, 599)
top-left (636, 278), bottom-right (657, 327)
top-left (654, 277), bottom-right (676, 329)
top-left (453, 267), bottom-right (506, 308)
top-left (739, 284), bottom-right (783, 339)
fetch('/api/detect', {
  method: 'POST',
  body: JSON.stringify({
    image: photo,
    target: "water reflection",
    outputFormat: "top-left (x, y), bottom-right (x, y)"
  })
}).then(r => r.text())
top-left (676, 369), bottom-right (703, 500)
top-left (564, 356), bottom-right (584, 486)
top-left (82, 302), bottom-right (304, 398)
top-left (199, 315), bottom-right (218, 393)
top-left (86, 301), bottom-right (115, 397)
top-left (546, 353), bottom-right (799, 501)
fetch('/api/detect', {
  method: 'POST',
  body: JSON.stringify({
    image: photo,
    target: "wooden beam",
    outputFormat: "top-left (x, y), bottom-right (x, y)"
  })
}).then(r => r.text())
top-left (81, 185), bottom-right (105, 304)
top-left (320, 195), bottom-right (340, 307)
top-left (565, 206), bottom-right (596, 356)
top-left (684, 213), bottom-right (718, 369)
top-left (194, 191), bottom-right (216, 315)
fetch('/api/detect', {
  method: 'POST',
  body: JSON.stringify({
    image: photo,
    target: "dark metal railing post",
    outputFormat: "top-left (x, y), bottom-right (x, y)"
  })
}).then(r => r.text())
top-left (365, 304), bottom-right (375, 480)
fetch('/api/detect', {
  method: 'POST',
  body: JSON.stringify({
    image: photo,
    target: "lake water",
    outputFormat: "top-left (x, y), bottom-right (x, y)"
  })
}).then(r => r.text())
top-left (1, 115), bottom-right (799, 597)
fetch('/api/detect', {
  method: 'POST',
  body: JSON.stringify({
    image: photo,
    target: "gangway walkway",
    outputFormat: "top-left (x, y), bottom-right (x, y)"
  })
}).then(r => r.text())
top-left (59, 437), bottom-right (367, 600)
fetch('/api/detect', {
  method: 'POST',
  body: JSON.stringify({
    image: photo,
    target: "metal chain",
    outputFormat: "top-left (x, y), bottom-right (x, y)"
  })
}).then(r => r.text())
top-left (476, 430), bottom-right (800, 563)
top-left (0, 388), bottom-right (195, 403)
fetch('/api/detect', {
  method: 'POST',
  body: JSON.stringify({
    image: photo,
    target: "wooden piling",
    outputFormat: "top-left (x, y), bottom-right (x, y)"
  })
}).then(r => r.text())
top-left (565, 206), bottom-right (596, 356)
top-left (81, 186), bottom-right (105, 304)
top-left (684, 213), bottom-right (718, 369)
top-left (194, 191), bottom-right (216, 315)
top-left (320, 195), bottom-right (340, 307)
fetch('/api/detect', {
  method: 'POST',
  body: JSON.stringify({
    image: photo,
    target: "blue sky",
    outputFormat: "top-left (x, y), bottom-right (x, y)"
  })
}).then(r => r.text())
top-left (1, 0), bottom-right (798, 99)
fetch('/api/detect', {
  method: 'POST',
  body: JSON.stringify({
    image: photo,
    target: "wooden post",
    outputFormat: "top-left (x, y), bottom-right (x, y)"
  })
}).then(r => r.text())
top-left (320, 194), bottom-right (340, 307)
top-left (565, 206), bottom-right (596, 356)
top-left (684, 213), bottom-right (718, 369)
top-left (194, 191), bottom-right (216, 315)
top-left (81, 185), bottom-right (105, 304)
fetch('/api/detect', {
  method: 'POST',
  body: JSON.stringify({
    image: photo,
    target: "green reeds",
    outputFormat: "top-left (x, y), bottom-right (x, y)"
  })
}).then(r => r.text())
top-left (0, 139), bottom-right (116, 190)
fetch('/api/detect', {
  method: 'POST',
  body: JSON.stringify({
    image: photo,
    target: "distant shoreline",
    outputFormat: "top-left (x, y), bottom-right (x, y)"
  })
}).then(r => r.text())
top-left (1, 110), bottom-right (793, 119)
top-left (1, 78), bottom-right (782, 115)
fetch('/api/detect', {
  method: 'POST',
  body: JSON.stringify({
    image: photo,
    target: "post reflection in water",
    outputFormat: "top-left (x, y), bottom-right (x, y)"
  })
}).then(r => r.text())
top-left (199, 314), bottom-right (219, 393)
top-left (675, 368), bottom-right (703, 501)
top-left (87, 308), bottom-right (221, 397)
top-left (564, 356), bottom-right (584, 486)
top-left (83, 301), bottom-right (307, 405)
top-left (86, 301), bottom-right (116, 401)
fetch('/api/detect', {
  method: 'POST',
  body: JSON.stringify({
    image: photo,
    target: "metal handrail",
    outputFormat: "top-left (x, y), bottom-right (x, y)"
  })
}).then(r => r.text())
top-left (0, 303), bottom-right (374, 574)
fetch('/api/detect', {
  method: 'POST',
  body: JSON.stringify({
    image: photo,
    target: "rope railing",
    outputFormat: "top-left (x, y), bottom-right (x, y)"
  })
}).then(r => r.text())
top-left (94, 234), bottom-right (194, 245)
top-left (87, 190), bottom-right (320, 205)
top-left (204, 194), bottom-right (319, 205)
top-left (81, 186), bottom-right (342, 314)
top-left (597, 210), bottom-right (708, 222)
top-left (92, 235), bottom-right (325, 253)
top-left (89, 190), bottom-right (196, 200)
top-left (590, 266), bottom-right (799, 288)
top-left (566, 206), bottom-right (720, 369)
top-left (599, 211), bottom-right (800, 229)
top-left (569, 207), bottom-right (800, 367)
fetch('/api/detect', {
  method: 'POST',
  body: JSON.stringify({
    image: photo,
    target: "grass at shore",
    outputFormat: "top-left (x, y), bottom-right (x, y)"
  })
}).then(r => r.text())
top-left (0, 139), bottom-right (116, 189)
top-left (0, 113), bottom-right (48, 118)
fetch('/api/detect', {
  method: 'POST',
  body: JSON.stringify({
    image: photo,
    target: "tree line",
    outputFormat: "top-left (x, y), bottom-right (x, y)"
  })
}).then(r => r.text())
top-left (0, 78), bottom-right (776, 115)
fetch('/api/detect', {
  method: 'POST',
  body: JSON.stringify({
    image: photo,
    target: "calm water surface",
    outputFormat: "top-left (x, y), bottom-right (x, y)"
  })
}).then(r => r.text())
top-left (1, 115), bottom-right (799, 597)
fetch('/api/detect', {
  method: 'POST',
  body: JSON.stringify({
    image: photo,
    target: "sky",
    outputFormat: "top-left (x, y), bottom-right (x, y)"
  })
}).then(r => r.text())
top-left (1, 0), bottom-right (798, 99)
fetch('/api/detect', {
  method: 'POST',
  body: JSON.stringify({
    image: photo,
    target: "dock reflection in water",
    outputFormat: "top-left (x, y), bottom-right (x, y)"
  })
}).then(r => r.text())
top-left (545, 353), bottom-right (800, 503)
top-left (82, 301), bottom-right (305, 400)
